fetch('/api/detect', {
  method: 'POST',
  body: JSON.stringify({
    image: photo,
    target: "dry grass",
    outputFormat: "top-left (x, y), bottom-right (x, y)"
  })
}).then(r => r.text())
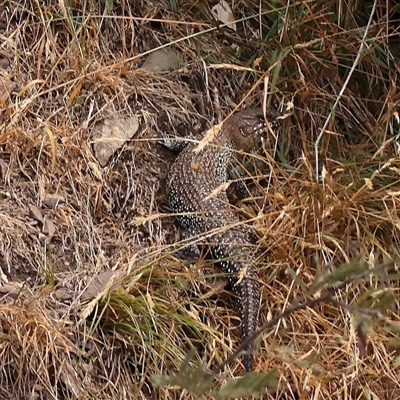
top-left (0, 0), bottom-right (400, 398)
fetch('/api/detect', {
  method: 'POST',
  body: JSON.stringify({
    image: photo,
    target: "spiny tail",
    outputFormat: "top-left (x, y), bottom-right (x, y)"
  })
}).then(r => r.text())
top-left (212, 236), bottom-right (260, 371)
top-left (231, 271), bottom-right (259, 372)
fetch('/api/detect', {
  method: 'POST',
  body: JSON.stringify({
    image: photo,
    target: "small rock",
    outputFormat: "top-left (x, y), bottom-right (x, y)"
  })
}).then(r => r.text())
top-left (141, 48), bottom-right (183, 72)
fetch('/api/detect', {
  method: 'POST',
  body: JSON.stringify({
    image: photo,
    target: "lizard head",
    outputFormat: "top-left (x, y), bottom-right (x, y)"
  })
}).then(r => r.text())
top-left (226, 108), bottom-right (281, 151)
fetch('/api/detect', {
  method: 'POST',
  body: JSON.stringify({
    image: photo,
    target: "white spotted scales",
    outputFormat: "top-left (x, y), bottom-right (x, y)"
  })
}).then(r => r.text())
top-left (167, 108), bottom-right (280, 371)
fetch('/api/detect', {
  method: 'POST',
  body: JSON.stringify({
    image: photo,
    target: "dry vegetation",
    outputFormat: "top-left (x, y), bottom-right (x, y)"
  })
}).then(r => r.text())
top-left (0, 0), bottom-right (400, 399)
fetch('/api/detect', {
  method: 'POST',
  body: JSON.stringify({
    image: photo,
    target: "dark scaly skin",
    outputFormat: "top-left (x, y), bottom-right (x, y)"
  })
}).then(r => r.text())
top-left (167, 108), bottom-right (280, 371)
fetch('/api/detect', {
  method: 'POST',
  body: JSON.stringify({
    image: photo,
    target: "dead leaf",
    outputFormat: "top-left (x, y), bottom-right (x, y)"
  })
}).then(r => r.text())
top-left (28, 203), bottom-right (56, 242)
top-left (81, 270), bottom-right (124, 301)
top-left (43, 218), bottom-right (56, 242)
top-left (43, 193), bottom-right (65, 208)
top-left (29, 203), bottom-right (44, 223)
top-left (92, 116), bottom-right (140, 166)
top-left (0, 282), bottom-right (22, 298)
top-left (211, 0), bottom-right (237, 31)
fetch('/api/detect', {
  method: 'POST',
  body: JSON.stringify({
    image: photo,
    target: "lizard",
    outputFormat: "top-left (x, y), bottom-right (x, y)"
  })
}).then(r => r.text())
top-left (166, 107), bottom-right (280, 371)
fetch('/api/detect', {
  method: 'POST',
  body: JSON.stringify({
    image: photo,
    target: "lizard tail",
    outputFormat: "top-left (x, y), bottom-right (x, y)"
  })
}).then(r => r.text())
top-left (232, 270), bottom-right (260, 372)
